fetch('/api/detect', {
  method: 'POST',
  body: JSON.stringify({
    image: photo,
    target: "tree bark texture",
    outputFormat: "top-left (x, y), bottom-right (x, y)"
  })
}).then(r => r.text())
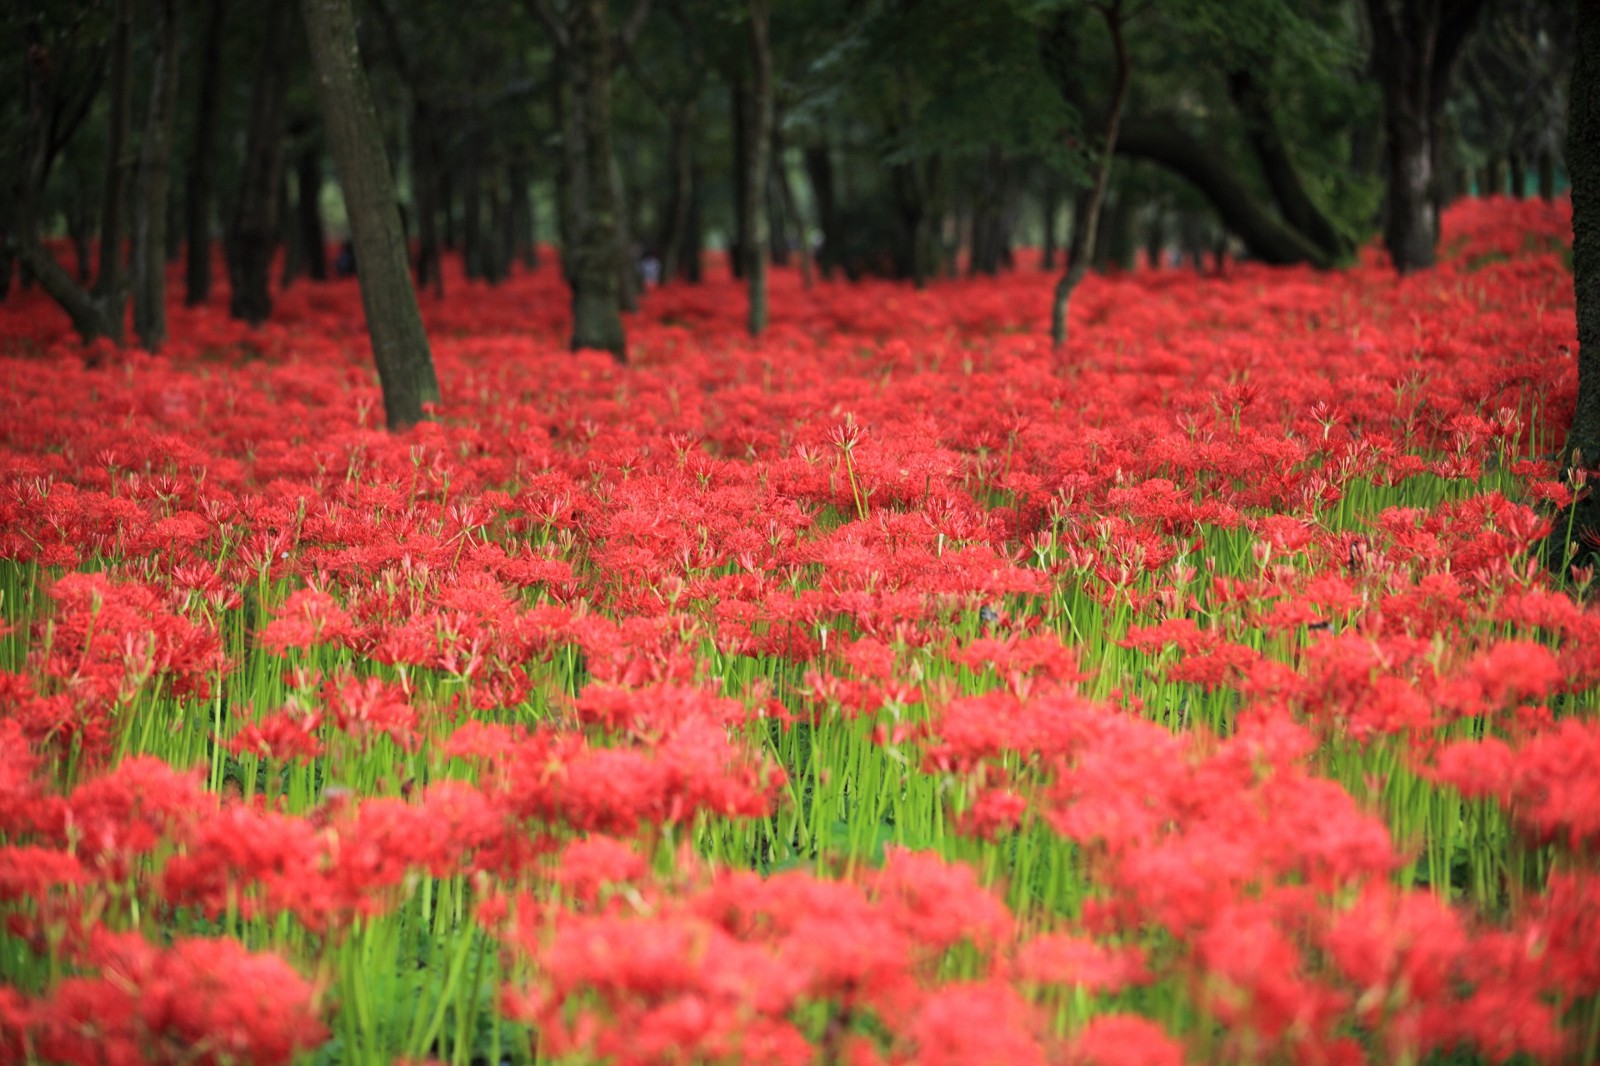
top-left (227, 3), bottom-right (291, 323)
top-left (1364, 0), bottom-right (1485, 273)
top-left (185, 0), bottom-right (225, 305)
top-left (744, 0), bottom-right (773, 336)
top-left (133, 0), bottom-right (183, 350)
top-left (1564, 0), bottom-right (1600, 474)
top-left (91, 0), bottom-right (136, 336)
top-left (566, 0), bottom-right (627, 358)
top-left (300, 0), bottom-right (440, 429)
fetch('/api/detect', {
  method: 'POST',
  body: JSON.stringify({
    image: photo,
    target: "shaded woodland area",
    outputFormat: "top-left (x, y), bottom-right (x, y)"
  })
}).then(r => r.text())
top-left (0, 0), bottom-right (1578, 419)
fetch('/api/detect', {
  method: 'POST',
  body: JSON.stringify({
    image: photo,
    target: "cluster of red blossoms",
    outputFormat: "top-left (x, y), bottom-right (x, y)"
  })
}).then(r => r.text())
top-left (1, 194), bottom-right (1597, 1065)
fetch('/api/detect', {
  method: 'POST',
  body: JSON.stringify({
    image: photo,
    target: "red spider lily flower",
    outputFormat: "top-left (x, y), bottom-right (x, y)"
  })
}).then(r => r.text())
top-left (1015, 934), bottom-right (1148, 994)
top-left (1064, 1015), bottom-right (1186, 1066)
top-left (1430, 719), bottom-right (1600, 851)
top-left (905, 982), bottom-right (1049, 1066)
top-left (227, 704), bottom-right (325, 763)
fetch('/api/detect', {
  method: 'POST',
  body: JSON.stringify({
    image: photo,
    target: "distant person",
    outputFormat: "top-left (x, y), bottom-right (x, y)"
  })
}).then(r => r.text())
top-left (638, 247), bottom-right (661, 289)
top-left (335, 239), bottom-right (357, 278)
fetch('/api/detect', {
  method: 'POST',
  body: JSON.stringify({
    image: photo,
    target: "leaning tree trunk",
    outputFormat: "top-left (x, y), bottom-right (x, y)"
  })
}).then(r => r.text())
top-left (566, 0), bottom-right (627, 359)
top-left (301, 0), bottom-right (440, 429)
top-left (227, 4), bottom-right (291, 323)
top-left (744, 0), bottom-right (773, 336)
top-left (1228, 68), bottom-right (1353, 262)
top-left (185, 0), bottom-right (225, 305)
top-left (133, 0), bottom-right (182, 351)
top-left (1051, 1), bottom-right (1130, 348)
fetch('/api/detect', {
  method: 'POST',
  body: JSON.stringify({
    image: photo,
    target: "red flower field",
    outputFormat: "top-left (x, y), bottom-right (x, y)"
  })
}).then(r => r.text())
top-left (0, 195), bottom-right (1595, 1065)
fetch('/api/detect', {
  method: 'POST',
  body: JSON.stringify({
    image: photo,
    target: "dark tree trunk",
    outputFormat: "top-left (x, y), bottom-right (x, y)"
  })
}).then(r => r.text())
top-left (1144, 204), bottom-right (1166, 268)
top-left (411, 104), bottom-right (442, 294)
top-left (890, 155), bottom-right (942, 286)
top-left (683, 156), bottom-right (705, 283)
top-left (730, 68), bottom-right (750, 280)
top-left (1041, 173), bottom-right (1062, 271)
top-left (301, 0), bottom-right (440, 430)
top-left (553, 71), bottom-right (583, 288)
top-left (9, 0), bottom-right (129, 340)
top-left (1564, 0), bottom-right (1600, 473)
top-left (1538, 146), bottom-right (1556, 202)
top-left (611, 152), bottom-right (638, 312)
top-left (133, 0), bottom-right (182, 351)
top-left (744, 0), bottom-right (772, 335)
top-left (660, 105), bottom-right (696, 283)
top-left (969, 145), bottom-right (1008, 277)
top-left (772, 121), bottom-right (812, 287)
top-left (1228, 68), bottom-right (1353, 261)
top-left (1050, 2), bottom-right (1130, 347)
top-left (803, 144), bottom-right (837, 278)
top-left (485, 168), bottom-right (510, 285)
top-left (68, 190), bottom-right (94, 283)
top-left (227, 3), bottom-right (291, 323)
top-left (1510, 153), bottom-right (1527, 200)
top-left (1117, 117), bottom-right (1338, 267)
top-left (462, 140), bottom-right (484, 280)
top-left (294, 137), bottom-right (328, 281)
top-left (1364, 0), bottom-right (1486, 274)
top-left (91, 0), bottom-right (137, 338)
top-left (1549, 0), bottom-right (1600, 569)
top-left (510, 158), bottom-right (537, 270)
top-left (566, 0), bottom-right (627, 358)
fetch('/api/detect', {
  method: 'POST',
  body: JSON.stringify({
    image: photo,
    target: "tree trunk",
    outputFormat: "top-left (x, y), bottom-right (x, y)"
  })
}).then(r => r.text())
top-left (1538, 145), bottom-right (1556, 201)
top-left (1144, 204), bottom-right (1165, 268)
top-left (772, 122), bottom-right (812, 288)
top-left (684, 156), bottom-right (705, 283)
top-left (411, 104), bottom-right (442, 294)
top-left (1549, 0), bottom-right (1600, 569)
top-left (133, 0), bottom-right (182, 351)
top-left (301, 0), bottom-right (440, 430)
top-left (294, 137), bottom-right (329, 281)
top-left (744, 0), bottom-right (773, 336)
top-left (1564, 0), bottom-right (1600, 473)
top-left (91, 0), bottom-right (136, 338)
top-left (1228, 68), bottom-right (1353, 261)
top-left (730, 68), bottom-right (750, 280)
top-left (1364, 0), bottom-right (1486, 274)
top-left (567, 0), bottom-right (627, 358)
top-left (510, 158), bottom-right (537, 270)
top-left (462, 139), bottom-right (484, 280)
top-left (970, 145), bottom-right (1007, 277)
top-left (660, 105), bottom-right (696, 283)
top-left (1510, 153), bottom-right (1527, 200)
top-left (227, 3), bottom-right (291, 323)
top-left (1051, 3), bottom-right (1130, 348)
top-left (185, 0), bottom-right (223, 308)
top-left (611, 152), bottom-right (638, 311)
top-left (1041, 172), bottom-right (1062, 271)
top-left (803, 144), bottom-right (838, 279)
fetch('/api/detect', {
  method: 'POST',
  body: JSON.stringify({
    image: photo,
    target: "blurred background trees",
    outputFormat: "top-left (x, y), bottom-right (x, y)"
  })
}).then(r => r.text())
top-left (0, 0), bottom-right (1578, 352)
